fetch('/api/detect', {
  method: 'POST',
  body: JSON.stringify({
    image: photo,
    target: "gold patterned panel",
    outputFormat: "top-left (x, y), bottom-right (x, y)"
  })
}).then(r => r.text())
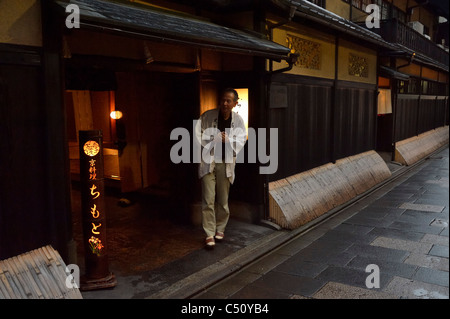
top-left (286, 34), bottom-right (321, 70)
top-left (348, 53), bottom-right (369, 77)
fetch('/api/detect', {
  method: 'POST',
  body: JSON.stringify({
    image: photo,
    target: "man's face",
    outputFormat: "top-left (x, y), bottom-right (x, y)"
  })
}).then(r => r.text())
top-left (219, 92), bottom-right (238, 119)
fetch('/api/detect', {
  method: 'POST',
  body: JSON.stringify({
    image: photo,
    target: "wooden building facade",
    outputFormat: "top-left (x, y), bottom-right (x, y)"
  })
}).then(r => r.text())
top-left (1, 0), bottom-right (448, 260)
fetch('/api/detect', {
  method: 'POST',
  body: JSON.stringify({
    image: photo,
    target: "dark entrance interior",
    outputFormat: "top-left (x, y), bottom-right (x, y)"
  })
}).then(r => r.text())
top-left (66, 69), bottom-right (206, 275)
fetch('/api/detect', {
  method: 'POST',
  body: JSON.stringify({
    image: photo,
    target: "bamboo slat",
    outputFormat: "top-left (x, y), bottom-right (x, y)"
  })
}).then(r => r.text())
top-left (269, 150), bottom-right (392, 230)
top-left (395, 126), bottom-right (449, 166)
top-left (0, 246), bottom-right (82, 299)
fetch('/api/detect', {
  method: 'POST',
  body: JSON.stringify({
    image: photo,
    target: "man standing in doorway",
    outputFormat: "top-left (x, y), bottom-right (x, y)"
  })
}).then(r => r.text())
top-left (196, 88), bottom-right (247, 249)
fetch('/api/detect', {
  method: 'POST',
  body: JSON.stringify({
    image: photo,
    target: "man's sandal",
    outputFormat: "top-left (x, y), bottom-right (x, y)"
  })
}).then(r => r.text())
top-left (215, 232), bottom-right (224, 241)
top-left (205, 236), bottom-right (215, 249)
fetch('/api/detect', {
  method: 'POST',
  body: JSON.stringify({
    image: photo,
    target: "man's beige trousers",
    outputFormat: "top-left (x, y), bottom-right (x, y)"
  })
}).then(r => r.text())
top-left (201, 162), bottom-right (231, 238)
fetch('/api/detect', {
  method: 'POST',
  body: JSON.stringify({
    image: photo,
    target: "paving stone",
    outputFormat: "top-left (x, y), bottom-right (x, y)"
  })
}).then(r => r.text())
top-left (423, 189), bottom-right (449, 195)
top-left (290, 247), bottom-right (356, 266)
top-left (413, 267), bottom-right (449, 287)
top-left (370, 236), bottom-right (432, 254)
top-left (297, 228), bottom-right (329, 242)
top-left (424, 180), bottom-right (449, 188)
top-left (382, 192), bottom-right (416, 199)
top-left (387, 221), bottom-right (444, 235)
top-left (383, 277), bottom-right (449, 299)
top-left (401, 182), bottom-right (427, 188)
top-left (394, 211), bottom-right (438, 226)
top-left (290, 294), bottom-right (312, 299)
top-left (202, 270), bottom-right (262, 298)
top-left (430, 218), bottom-right (449, 228)
top-left (417, 193), bottom-right (449, 201)
top-left (404, 253), bottom-right (449, 272)
top-left (192, 290), bottom-right (226, 299)
top-left (347, 255), bottom-right (417, 279)
top-left (345, 243), bottom-right (410, 263)
top-left (244, 253), bottom-right (291, 275)
top-left (311, 229), bottom-right (377, 247)
top-left (312, 281), bottom-right (397, 299)
top-left (421, 185), bottom-right (449, 194)
top-left (230, 284), bottom-right (293, 299)
top-left (359, 207), bottom-right (406, 217)
top-left (275, 238), bottom-right (315, 257)
top-left (399, 202), bottom-right (445, 213)
top-left (344, 215), bottom-right (394, 228)
top-left (409, 175), bottom-right (440, 181)
top-left (420, 234), bottom-right (449, 246)
top-left (332, 223), bottom-right (374, 235)
top-left (414, 198), bottom-right (449, 207)
top-left (368, 227), bottom-right (424, 242)
top-left (370, 199), bottom-right (407, 208)
top-left (273, 260), bottom-right (328, 278)
top-left (387, 190), bottom-right (423, 198)
top-left (355, 210), bottom-right (389, 220)
top-left (314, 265), bottom-right (392, 289)
top-left (428, 244), bottom-right (449, 258)
top-left (392, 186), bottom-right (425, 192)
top-left (247, 271), bottom-right (325, 297)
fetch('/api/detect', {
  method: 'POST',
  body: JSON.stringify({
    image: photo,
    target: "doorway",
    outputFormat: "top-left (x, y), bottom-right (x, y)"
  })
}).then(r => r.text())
top-left (66, 69), bottom-right (204, 275)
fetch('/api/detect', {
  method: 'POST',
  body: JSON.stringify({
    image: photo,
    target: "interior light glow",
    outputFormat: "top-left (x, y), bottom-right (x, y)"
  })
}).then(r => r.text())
top-left (110, 110), bottom-right (123, 120)
top-left (234, 88), bottom-right (249, 137)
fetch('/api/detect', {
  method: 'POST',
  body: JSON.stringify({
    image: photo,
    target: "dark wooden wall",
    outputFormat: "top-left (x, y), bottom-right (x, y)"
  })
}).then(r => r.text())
top-left (268, 74), bottom-right (377, 182)
top-left (334, 84), bottom-right (377, 160)
top-left (0, 43), bottom-right (71, 260)
top-left (395, 95), bottom-right (449, 142)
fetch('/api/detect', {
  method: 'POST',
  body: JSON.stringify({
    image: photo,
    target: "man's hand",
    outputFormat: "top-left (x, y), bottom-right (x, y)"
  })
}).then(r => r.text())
top-left (221, 131), bottom-right (229, 143)
top-left (214, 132), bottom-right (229, 143)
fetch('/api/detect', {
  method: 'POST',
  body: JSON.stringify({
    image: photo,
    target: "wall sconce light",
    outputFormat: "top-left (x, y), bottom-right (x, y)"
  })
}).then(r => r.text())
top-left (110, 110), bottom-right (123, 120)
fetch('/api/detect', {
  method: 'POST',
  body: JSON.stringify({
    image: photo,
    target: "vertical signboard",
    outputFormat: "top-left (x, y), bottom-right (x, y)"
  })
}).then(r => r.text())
top-left (79, 130), bottom-right (116, 290)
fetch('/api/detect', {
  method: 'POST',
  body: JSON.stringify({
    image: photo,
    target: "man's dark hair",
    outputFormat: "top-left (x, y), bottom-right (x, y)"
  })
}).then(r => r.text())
top-left (222, 88), bottom-right (239, 102)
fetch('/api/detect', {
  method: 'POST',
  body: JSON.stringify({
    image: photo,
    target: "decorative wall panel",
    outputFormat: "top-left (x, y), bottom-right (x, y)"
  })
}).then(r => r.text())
top-left (348, 53), bottom-right (369, 77)
top-left (287, 34), bottom-right (321, 70)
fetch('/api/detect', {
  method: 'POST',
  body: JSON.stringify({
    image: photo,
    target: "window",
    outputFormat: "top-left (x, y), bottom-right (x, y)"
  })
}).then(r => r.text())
top-left (350, 0), bottom-right (371, 10)
top-left (378, 89), bottom-right (392, 114)
top-left (347, 0), bottom-right (406, 23)
top-left (397, 78), bottom-right (421, 94)
top-left (407, 77), bottom-right (421, 94)
top-left (398, 80), bottom-right (407, 94)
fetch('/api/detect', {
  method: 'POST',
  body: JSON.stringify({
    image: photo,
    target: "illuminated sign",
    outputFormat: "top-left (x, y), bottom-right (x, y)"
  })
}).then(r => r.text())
top-left (79, 130), bottom-right (116, 290)
top-left (83, 140), bottom-right (100, 157)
